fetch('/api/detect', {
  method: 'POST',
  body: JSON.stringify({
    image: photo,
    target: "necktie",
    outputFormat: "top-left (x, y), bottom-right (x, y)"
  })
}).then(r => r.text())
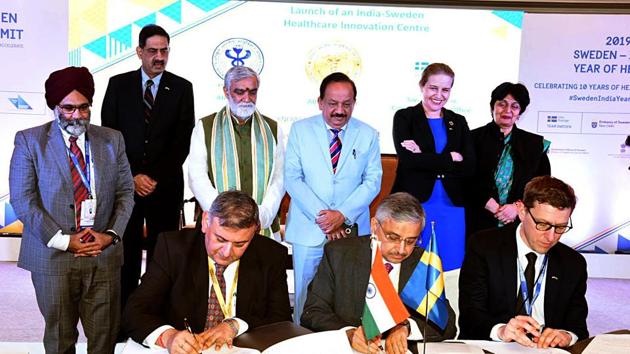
top-left (143, 79), bottom-right (154, 124)
top-left (384, 262), bottom-right (394, 274)
top-left (329, 128), bottom-right (342, 173)
top-left (205, 263), bottom-right (227, 330)
top-left (69, 136), bottom-right (88, 228)
top-left (516, 252), bottom-right (537, 315)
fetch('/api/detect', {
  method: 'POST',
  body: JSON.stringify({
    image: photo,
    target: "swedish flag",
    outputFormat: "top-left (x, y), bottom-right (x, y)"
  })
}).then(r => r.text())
top-left (400, 222), bottom-right (449, 330)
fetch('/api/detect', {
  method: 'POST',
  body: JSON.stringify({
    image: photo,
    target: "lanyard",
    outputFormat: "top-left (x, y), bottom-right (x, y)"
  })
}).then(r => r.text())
top-left (208, 258), bottom-right (239, 319)
top-left (517, 254), bottom-right (548, 316)
top-left (67, 138), bottom-right (92, 196)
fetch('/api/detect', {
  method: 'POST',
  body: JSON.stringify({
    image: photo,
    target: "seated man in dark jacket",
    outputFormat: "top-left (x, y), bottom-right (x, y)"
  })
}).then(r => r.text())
top-left (123, 191), bottom-right (291, 352)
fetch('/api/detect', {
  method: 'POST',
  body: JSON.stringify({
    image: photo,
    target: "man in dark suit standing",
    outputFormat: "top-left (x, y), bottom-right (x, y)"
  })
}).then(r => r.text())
top-left (301, 192), bottom-right (456, 354)
top-left (9, 66), bottom-right (135, 353)
top-left (122, 191), bottom-right (291, 353)
top-left (459, 176), bottom-right (588, 349)
top-left (101, 24), bottom-right (195, 311)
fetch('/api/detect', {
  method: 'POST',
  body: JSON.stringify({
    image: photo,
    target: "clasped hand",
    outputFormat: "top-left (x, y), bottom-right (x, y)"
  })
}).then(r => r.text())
top-left (68, 229), bottom-right (112, 257)
top-left (316, 210), bottom-right (346, 240)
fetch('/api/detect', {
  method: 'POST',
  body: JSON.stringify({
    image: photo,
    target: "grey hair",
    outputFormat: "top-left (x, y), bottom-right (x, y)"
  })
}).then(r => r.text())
top-left (224, 66), bottom-right (259, 92)
top-left (375, 192), bottom-right (425, 230)
top-left (208, 190), bottom-right (260, 230)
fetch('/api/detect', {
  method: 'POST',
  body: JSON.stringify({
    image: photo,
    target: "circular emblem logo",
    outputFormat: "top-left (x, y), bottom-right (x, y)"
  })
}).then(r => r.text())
top-left (305, 42), bottom-right (362, 83)
top-left (212, 38), bottom-right (264, 79)
top-left (366, 282), bottom-right (376, 299)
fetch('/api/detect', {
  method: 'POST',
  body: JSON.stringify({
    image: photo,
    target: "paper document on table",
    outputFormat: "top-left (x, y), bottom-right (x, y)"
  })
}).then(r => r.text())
top-left (582, 334), bottom-right (630, 354)
top-left (263, 329), bottom-right (353, 354)
top-left (457, 340), bottom-right (569, 353)
top-left (417, 342), bottom-right (485, 353)
top-left (121, 339), bottom-right (261, 354)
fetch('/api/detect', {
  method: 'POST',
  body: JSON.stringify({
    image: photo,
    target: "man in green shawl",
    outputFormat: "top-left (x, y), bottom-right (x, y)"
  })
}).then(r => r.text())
top-left (188, 66), bottom-right (285, 240)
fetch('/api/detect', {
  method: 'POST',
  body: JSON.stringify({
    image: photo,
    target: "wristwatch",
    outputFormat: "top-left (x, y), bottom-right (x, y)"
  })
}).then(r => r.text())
top-left (401, 319), bottom-right (411, 335)
top-left (105, 230), bottom-right (121, 245)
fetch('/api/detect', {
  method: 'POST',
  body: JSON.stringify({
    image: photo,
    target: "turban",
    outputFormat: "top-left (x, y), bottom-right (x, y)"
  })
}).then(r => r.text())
top-left (44, 66), bottom-right (95, 109)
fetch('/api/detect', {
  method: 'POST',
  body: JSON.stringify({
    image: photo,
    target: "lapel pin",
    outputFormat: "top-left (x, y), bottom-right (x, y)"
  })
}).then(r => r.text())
top-left (165, 86), bottom-right (170, 91)
top-left (551, 276), bottom-right (559, 280)
top-left (448, 121), bottom-right (454, 126)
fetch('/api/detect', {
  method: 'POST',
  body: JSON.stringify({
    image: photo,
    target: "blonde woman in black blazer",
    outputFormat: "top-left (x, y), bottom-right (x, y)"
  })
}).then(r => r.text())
top-left (391, 63), bottom-right (475, 271)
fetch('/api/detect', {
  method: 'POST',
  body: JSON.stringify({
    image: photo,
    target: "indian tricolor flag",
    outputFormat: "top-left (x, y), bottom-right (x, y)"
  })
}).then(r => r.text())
top-left (361, 239), bottom-right (410, 340)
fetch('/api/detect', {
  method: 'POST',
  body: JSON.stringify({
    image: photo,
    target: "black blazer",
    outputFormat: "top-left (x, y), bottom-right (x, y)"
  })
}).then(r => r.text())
top-left (466, 122), bottom-right (550, 235)
top-left (458, 224), bottom-right (588, 341)
top-left (101, 69), bottom-right (195, 189)
top-left (122, 228), bottom-right (292, 342)
top-left (391, 103), bottom-right (475, 205)
top-left (301, 236), bottom-right (457, 341)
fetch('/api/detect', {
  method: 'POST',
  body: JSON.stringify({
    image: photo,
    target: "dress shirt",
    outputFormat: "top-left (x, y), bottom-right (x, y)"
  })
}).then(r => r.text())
top-left (489, 225), bottom-right (578, 345)
top-left (47, 127), bottom-right (97, 251)
top-left (324, 122), bottom-right (347, 142)
top-left (140, 69), bottom-right (162, 98)
top-left (143, 260), bottom-right (248, 349)
top-left (186, 113), bottom-right (285, 230)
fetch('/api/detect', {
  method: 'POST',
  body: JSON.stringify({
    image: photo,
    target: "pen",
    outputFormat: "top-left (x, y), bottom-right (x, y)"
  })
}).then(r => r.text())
top-left (183, 317), bottom-right (201, 353)
top-left (353, 149), bottom-right (356, 159)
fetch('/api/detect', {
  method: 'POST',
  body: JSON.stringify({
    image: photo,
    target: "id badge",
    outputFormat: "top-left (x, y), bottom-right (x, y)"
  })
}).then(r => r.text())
top-left (80, 198), bottom-right (96, 228)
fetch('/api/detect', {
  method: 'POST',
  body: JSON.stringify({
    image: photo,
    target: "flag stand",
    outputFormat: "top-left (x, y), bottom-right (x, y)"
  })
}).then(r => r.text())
top-left (421, 221), bottom-right (436, 354)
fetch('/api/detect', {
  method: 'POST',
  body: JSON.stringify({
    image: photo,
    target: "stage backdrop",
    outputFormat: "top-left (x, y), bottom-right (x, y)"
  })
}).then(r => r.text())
top-left (519, 13), bottom-right (630, 251)
top-left (0, 0), bottom-right (68, 234)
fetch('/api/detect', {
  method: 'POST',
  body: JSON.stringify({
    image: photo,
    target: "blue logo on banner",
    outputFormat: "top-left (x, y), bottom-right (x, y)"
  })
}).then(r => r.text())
top-left (547, 115), bottom-right (557, 123)
top-left (212, 38), bottom-right (264, 79)
top-left (8, 95), bottom-right (32, 110)
top-left (591, 121), bottom-right (598, 128)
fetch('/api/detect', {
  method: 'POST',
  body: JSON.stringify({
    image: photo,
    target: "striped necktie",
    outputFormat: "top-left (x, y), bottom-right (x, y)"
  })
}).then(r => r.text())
top-left (329, 128), bottom-right (342, 173)
top-left (143, 79), bottom-right (154, 124)
top-left (69, 136), bottom-right (88, 228)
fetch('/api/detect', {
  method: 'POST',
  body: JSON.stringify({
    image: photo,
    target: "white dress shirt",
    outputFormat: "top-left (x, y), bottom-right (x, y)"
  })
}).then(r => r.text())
top-left (489, 224), bottom-right (578, 345)
top-left (186, 114), bottom-right (285, 231)
top-left (143, 260), bottom-right (248, 349)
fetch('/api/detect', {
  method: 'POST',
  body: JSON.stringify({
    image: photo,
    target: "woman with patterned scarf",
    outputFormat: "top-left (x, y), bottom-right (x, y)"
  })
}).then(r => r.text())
top-left (466, 82), bottom-right (551, 237)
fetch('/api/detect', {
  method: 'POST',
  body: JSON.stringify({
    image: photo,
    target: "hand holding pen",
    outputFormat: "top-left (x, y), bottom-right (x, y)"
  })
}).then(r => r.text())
top-left (183, 317), bottom-right (203, 354)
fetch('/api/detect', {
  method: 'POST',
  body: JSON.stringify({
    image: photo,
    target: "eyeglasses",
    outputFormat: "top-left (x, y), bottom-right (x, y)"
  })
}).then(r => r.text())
top-left (58, 104), bottom-right (91, 115)
top-left (527, 208), bottom-right (573, 234)
top-left (143, 47), bottom-right (169, 55)
top-left (376, 221), bottom-right (418, 247)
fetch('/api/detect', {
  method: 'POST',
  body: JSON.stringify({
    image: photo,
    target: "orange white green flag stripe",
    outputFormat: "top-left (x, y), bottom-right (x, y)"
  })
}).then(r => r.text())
top-left (361, 238), bottom-right (410, 340)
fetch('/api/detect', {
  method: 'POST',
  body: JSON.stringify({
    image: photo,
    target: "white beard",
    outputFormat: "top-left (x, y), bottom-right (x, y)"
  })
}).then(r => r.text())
top-left (228, 100), bottom-right (256, 120)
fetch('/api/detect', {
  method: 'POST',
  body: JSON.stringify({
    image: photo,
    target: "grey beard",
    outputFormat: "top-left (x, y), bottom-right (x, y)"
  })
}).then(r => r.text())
top-left (228, 101), bottom-right (256, 120)
top-left (57, 112), bottom-right (89, 136)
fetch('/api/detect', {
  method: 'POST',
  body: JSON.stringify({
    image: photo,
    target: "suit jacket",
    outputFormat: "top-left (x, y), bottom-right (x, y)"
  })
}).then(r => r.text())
top-left (101, 69), bottom-right (194, 196)
top-left (9, 122), bottom-right (135, 274)
top-left (466, 122), bottom-right (551, 235)
top-left (122, 228), bottom-right (292, 342)
top-left (391, 103), bottom-right (475, 205)
top-left (458, 224), bottom-right (588, 340)
top-left (301, 237), bottom-right (457, 341)
top-left (284, 115), bottom-right (382, 246)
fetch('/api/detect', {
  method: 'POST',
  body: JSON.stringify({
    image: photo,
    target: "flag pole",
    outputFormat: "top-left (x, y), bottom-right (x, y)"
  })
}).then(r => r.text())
top-left (422, 221), bottom-right (436, 354)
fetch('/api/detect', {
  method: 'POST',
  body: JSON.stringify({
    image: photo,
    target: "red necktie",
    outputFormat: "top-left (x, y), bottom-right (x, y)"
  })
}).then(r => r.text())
top-left (205, 263), bottom-right (227, 330)
top-left (384, 262), bottom-right (394, 274)
top-left (69, 136), bottom-right (88, 228)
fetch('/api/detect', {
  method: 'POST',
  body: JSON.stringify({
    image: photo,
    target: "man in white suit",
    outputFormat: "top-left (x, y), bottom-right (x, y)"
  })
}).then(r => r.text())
top-left (285, 72), bottom-right (382, 324)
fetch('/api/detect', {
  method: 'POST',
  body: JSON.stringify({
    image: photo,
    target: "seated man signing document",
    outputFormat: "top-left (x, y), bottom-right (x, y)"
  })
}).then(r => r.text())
top-left (459, 176), bottom-right (588, 349)
top-left (301, 192), bottom-right (456, 354)
top-left (123, 191), bottom-right (292, 353)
